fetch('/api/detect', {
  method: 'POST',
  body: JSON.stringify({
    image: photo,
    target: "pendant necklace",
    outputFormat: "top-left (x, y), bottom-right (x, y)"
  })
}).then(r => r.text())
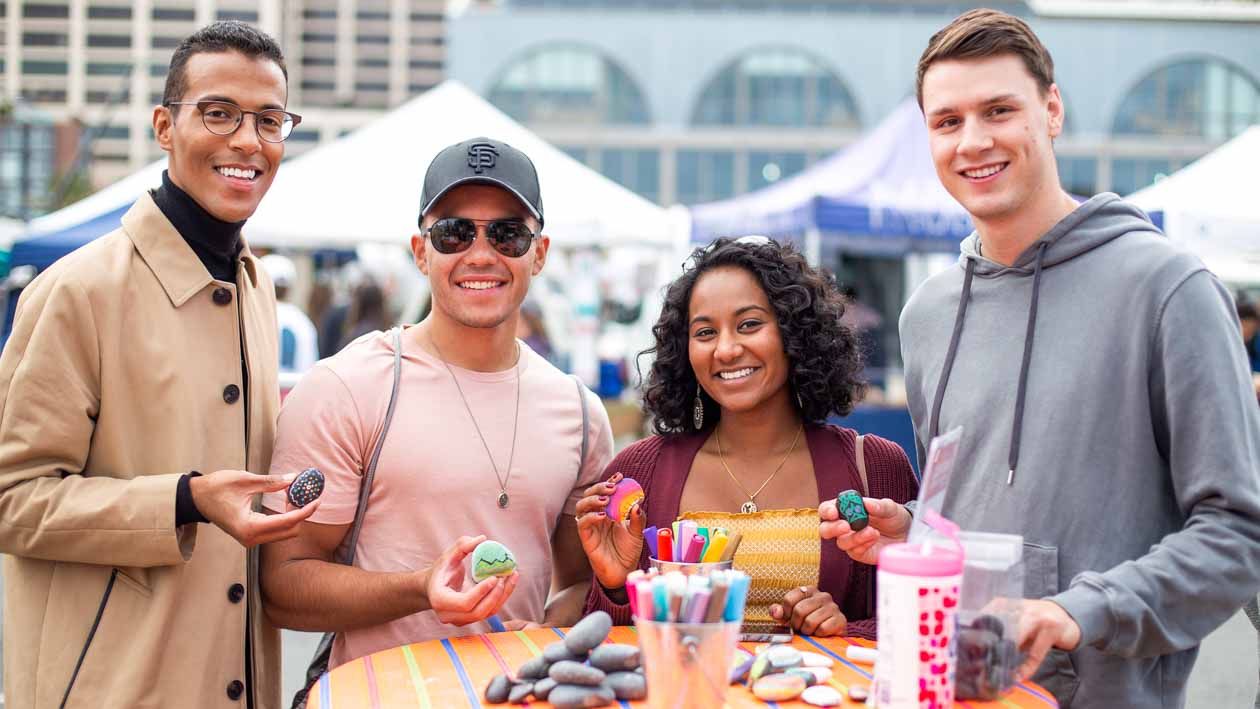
top-left (716, 424), bottom-right (803, 513)
top-left (432, 334), bottom-right (520, 509)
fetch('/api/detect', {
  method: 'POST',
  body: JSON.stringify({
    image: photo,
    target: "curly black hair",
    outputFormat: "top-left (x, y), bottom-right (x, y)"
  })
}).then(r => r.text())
top-left (641, 237), bottom-right (865, 435)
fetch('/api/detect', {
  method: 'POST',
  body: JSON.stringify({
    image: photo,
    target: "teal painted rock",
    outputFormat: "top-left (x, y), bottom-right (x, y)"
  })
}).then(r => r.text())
top-left (472, 540), bottom-right (517, 582)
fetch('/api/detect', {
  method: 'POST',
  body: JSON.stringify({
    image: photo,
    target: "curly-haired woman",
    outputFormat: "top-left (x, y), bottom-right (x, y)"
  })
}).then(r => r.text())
top-left (575, 236), bottom-right (918, 638)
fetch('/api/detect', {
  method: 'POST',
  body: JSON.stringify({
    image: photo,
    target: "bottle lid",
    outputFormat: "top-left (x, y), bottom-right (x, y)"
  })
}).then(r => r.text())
top-left (878, 541), bottom-right (964, 577)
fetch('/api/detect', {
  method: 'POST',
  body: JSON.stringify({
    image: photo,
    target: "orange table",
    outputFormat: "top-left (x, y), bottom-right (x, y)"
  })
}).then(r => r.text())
top-left (307, 627), bottom-right (1058, 708)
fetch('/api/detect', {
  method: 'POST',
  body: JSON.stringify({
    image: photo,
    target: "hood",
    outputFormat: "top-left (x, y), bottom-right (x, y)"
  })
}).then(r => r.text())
top-left (958, 193), bottom-right (1162, 277)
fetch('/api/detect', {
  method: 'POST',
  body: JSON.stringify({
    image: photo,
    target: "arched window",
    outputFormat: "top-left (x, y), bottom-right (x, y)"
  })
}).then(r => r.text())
top-left (693, 49), bottom-right (859, 128)
top-left (1113, 58), bottom-right (1260, 141)
top-left (487, 46), bottom-right (650, 125)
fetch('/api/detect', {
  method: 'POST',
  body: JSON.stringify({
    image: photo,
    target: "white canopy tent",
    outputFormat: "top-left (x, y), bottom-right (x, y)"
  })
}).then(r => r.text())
top-left (248, 80), bottom-right (673, 250)
top-left (1128, 126), bottom-right (1260, 285)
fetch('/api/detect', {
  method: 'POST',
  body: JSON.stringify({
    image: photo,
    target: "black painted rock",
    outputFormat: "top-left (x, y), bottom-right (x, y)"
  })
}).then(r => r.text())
top-left (507, 681), bottom-right (534, 704)
top-left (533, 677), bottom-right (557, 701)
top-left (544, 641), bottom-right (587, 663)
top-left (549, 660), bottom-right (606, 686)
top-left (565, 611), bottom-right (613, 655)
top-left (517, 655), bottom-right (550, 680)
top-left (484, 674), bottom-right (511, 704)
top-left (548, 684), bottom-right (615, 708)
top-left (603, 671), bottom-right (647, 700)
top-left (589, 643), bottom-right (640, 672)
top-left (287, 467), bottom-right (325, 507)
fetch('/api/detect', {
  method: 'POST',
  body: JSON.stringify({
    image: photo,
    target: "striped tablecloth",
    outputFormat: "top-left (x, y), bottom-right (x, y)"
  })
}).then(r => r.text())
top-left (308, 626), bottom-right (1059, 709)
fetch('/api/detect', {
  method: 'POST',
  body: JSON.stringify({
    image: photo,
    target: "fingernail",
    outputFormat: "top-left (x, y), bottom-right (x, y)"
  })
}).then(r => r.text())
top-left (598, 496), bottom-right (608, 503)
top-left (597, 512), bottom-right (606, 517)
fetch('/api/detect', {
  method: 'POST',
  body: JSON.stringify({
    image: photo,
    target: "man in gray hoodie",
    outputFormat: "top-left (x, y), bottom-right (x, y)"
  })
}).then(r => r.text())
top-left (820, 9), bottom-right (1260, 708)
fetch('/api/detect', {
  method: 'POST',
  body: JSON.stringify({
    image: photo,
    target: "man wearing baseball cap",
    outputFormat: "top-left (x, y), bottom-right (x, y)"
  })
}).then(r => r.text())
top-left (260, 137), bottom-right (613, 690)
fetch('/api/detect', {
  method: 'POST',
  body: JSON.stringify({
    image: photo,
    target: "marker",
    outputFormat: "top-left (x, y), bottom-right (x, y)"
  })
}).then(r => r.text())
top-left (642, 525), bottom-right (659, 559)
top-left (678, 521), bottom-right (698, 560)
top-left (705, 575), bottom-right (730, 623)
top-left (702, 530), bottom-right (728, 563)
top-left (697, 527), bottom-right (711, 559)
top-left (656, 528), bottom-right (674, 562)
top-left (487, 615), bottom-right (506, 633)
top-left (718, 531), bottom-right (743, 562)
top-left (635, 581), bottom-right (655, 622)
top-left (682, 533), bottom-right (705, 563)
top-left (723, 573), bottom-right (751, 622)
top-left (685, 588), bottom-right (712, 623)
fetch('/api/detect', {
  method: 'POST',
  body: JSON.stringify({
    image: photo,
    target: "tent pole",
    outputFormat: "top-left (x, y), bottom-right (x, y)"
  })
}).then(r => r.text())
top-left (805, 227), bottom-right (822, 266)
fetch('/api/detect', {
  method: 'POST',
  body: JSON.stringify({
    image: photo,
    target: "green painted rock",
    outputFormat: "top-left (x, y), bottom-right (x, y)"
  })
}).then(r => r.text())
top-left (471, 540), bottom-right (517, 582)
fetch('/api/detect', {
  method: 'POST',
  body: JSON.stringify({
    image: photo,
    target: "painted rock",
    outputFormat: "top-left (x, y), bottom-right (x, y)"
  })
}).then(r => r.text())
top-left (549, 660), bottom-right (607, 686)
top-left (747, 654), bottom-right (773, 683)
top-left (603, 671), bottom-right (647, 700)
top-left (548, 684), bottom-right (615, 708)
top-left (836, 488), bottom-right (869, 531)
top-left (507, 681), bottom-right (534, 704)
top-left (765, 645), bottom-right (803, 671)
top-left (606, 478), bottom-right (645, 522)
top-left (752, 674), bottom-right (806, 702)
top-left (786, 668), bottom-right (819, 686)
top-left (533, 677), bottom-right (557, 701)
top-left (799, 650), bottom-right (835, 668)
top-left (729, 652), bottom-right (756, 684)
top-left (287, 468), bottom-right (325, 507)
top-left (799, 666), bottom-right (832, 684)
top-left (589, 643), bottom-right (640, 672)
top-left (544, 641), bottom-right (586, 663)
top-left (802, 684), bottom-right (843, 707)
top-left (517, 656), bottom-right (550, 680)
top-left (848, 684), bottom-right (870, 702)
top-left (484, 674), bottom-right (512, 704)
top-left (471, 540), bottom-right (517, 582)
top-left (565, 611), bottom-right (613, 654)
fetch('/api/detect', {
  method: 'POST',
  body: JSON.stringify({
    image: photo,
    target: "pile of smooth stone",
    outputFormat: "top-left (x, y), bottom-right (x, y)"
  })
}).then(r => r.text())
top-left (730, 643), bottom-right (851, 707)
top-left (483, 611), bottom-right (646, 708)
top-left (956, 614), bottom-right (1022, 700)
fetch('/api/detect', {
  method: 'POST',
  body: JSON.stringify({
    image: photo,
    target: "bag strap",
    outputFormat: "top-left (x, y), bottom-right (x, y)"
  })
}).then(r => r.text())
top-left (856, 433), bottom-right (869, 498)
top-left (572, 374), bottom-right (589, 475)
top-left (339, 326), bottom-right (404, 566)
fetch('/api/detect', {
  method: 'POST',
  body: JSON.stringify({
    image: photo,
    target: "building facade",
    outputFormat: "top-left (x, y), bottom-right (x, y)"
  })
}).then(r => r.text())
top-left (447, 0), bottom-right (1260, 206)
top-left (0, 0), bottom-right (446, 201)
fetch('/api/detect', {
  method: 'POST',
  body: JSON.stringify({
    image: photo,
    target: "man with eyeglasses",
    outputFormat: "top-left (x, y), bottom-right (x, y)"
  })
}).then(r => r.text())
top-left (0, 21), bottom-right (311, 709)
top-left (259, 137), bottom-right (613, 686)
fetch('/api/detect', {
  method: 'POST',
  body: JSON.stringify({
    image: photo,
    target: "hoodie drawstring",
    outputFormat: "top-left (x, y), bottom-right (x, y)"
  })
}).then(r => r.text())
top-left (928, 241), bottom-right (1050, 486)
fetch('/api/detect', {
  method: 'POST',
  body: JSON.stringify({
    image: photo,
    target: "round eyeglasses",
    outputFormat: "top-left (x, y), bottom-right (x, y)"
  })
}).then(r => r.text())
top-left (165, 100), bottom-right (302, 143)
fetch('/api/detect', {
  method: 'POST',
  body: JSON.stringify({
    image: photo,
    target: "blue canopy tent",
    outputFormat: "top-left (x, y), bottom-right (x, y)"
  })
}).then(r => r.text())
top-left (689, 98), bottom-right (974, 255)
top-left (9, 204), bottom-right (131, 272)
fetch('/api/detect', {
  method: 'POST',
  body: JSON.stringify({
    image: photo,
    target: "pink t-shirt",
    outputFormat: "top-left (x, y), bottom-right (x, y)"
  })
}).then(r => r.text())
top-left (263, 326), bottom-right (612, 668)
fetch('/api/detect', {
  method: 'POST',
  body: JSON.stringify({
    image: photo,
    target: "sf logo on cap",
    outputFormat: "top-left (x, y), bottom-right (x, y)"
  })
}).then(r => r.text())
top-left (467, 143), bottom-right (499, 174)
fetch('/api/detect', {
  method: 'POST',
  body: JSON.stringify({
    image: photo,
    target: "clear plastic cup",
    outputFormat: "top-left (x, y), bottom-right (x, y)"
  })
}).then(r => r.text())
top-left (648, 558), bottom-right (734, 577)
top-left (634, 619), bottom-right (740, 709)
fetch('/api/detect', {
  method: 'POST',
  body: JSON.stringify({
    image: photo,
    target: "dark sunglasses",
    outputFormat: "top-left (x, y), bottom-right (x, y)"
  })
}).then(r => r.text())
top-left (421, 217), bottom-right (539, 258)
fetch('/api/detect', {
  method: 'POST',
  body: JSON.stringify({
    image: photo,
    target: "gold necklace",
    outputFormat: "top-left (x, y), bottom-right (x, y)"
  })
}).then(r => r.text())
top-left (715, 425), bottom-right (803, 513)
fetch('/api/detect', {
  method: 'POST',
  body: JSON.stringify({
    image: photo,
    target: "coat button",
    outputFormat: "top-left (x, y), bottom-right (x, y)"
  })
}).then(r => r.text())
top-left (223, 385), bottom-right (240, 404)
top-left (226, 680), bottom-right (244, 700)
top-left (227, 583), bottom-right (245, 603)
top-left (212, 287), bottom-right (233, 305)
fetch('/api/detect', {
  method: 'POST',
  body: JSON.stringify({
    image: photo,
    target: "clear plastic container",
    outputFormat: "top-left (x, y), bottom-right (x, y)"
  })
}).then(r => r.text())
top-left (955, 531), bottom-right (1026, 700)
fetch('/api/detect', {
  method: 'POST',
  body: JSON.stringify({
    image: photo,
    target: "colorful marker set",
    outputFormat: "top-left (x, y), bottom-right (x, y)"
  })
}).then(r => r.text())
top-left (642, 521), bottom-right (743, 564)
top-left (627, 568), bottom-right (751, 624)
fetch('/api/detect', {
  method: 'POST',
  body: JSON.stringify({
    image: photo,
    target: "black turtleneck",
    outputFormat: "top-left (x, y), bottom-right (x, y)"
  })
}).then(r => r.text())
top-left (151, 170), bottom-right (245, 283)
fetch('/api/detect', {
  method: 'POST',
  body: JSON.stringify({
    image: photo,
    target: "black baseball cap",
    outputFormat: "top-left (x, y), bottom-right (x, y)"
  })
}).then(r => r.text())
top-left (418, 137), bottom-right (544, 228)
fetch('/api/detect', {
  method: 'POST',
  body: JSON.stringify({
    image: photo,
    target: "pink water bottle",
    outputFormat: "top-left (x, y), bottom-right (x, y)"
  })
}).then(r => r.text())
top-left (874, 513), bottom-right (964, 709)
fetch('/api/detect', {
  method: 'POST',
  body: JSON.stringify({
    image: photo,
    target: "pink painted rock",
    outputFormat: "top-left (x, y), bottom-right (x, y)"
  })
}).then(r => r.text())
top-left (606, 478), bottom-right (644, 522)
top-left (752, 674), bottom-right (806, 702)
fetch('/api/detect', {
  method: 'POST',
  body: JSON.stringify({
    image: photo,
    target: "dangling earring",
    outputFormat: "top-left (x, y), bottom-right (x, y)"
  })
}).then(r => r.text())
top-left (796, 388), bottom-right (804, 411)
top-left (693, 385), bottom-right (705, 430)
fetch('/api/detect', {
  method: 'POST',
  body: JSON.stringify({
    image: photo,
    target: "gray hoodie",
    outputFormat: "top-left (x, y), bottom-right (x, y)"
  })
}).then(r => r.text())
top-left (900, 194), bottom-right (1260, 708)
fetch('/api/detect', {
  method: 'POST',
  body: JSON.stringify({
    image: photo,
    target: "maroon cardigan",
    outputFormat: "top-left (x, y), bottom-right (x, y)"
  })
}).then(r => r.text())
top-left (581, 423), bottom-right (919, 640)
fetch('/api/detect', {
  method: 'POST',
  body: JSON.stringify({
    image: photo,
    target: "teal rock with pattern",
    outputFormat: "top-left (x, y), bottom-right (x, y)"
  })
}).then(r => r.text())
top-left (471, 540), bottom-right (517, 582)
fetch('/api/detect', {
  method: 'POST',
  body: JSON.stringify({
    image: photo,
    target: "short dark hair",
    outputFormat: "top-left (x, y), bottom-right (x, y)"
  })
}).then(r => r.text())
top-left (916, 8), bottom-right (1054, 109)
top-left (641, 237), bottom-right (866, 435)
top-left (162, 21), bottom-right (287, 109)
top-left (1239, 300), bottom-right (1259, 322)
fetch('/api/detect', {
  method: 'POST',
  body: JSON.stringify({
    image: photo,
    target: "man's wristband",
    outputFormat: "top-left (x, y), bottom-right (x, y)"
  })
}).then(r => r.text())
top-left (175, 471), bottom-right (210, 527)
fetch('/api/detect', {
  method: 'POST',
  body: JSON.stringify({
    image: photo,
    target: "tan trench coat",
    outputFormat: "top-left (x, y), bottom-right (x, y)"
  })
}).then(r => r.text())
top-left (0, 194), bottom-right (281, 708)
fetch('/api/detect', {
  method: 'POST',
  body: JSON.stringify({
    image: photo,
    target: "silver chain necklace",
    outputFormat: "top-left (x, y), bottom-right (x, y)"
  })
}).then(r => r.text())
top-left (430, 333), bottom-right (521, 509)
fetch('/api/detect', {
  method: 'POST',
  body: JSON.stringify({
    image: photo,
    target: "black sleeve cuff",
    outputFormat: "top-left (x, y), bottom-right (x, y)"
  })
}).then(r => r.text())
top-left (599, 581), bottom-right (630, 605)
top-left (176, 471), bottom-right (210, 527)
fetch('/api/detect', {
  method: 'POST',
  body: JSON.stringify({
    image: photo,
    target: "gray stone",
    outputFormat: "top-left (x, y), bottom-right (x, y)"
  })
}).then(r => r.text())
top-left (603, 671), bottom-right (647, 700)
top-left (549, 660), bottom-right (606, 686)
top-left (507, 681), bottom-right (534, 704)
top-left (533, 677), bottom-right (558, 701)
top-left (517, 655), bottom-right (550, 680)
top-left (802, 684), bottom-right (843, 706)
top-left (766, 645), bottom-right (803, 671)
top-left (589, 643), bottom-right (640, 672)
top-left (548, 684), bottom-right (615, 708)
top-left (484, 674), bottom-right (512, 704)
top-left (565, 611), bottom-right (613, 654)
top-left (544, 641), bottom-right (587, 663)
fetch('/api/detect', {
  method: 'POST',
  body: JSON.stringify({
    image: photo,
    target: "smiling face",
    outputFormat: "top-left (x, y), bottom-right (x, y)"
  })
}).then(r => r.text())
top-left (413, 183), bottom-right (548, 331)
top-left (922, 53), bottom-right (1065, 230)
top-left (153, 50), bottom-right (287, 223)
top-left (688, 266), bottom-right (792, 416)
